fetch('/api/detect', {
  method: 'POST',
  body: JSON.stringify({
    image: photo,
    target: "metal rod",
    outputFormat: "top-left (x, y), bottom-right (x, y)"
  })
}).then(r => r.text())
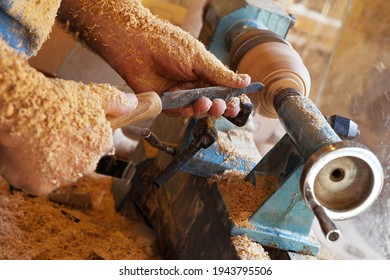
top-left (312, 205), bottom-right (341, 242)
top-left (141, 128), bottom-right (177, 156)
top-left (153, 117), bottom-right (218, 188)
top-left (154, 139), bottom-right (202, 188)
top-left (304, 189), bottom-right (341, 242)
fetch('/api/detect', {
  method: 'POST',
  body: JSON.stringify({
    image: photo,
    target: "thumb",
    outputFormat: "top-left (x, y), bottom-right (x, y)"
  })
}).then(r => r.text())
top-left (87, 83), bottom-right (138, 116)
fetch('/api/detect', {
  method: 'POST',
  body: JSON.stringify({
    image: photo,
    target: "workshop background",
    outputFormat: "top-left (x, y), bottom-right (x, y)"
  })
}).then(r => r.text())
top-left (1, 0), bottom-right (388, 260)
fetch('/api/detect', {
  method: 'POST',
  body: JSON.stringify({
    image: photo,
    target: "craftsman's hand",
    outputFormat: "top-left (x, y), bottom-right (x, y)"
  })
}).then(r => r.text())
top-left (58, 0), bottom-right (251, 118)
top-left (0, 39), bottom-right (137, 196)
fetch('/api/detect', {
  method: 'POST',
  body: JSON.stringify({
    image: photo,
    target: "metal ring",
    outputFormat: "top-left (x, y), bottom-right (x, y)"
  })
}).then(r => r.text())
top-left (301, 141), bottom-right (384, 220)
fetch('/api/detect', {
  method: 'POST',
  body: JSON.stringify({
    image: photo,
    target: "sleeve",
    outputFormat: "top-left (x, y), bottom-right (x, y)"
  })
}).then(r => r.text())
top-left (0, 0), bottom-right (61, 57)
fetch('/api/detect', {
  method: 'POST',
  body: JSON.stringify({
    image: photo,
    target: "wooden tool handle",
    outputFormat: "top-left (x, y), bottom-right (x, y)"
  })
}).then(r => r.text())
top-left (109, 91), bottom-right (162, 129)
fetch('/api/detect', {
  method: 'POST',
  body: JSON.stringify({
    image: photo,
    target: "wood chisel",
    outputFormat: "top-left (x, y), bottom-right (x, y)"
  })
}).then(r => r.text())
top-left (109, 82), bottom-right (264, 129)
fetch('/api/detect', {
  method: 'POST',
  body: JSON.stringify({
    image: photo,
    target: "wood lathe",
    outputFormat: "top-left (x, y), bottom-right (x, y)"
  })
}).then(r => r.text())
top-left (96, 0), bottom-right (384, 259)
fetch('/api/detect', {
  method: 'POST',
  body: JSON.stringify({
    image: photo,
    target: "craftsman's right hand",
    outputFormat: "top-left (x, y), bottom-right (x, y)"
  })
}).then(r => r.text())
top-left (0, 39), bottom-right (137, 196)
top-left (58, 0), bottom-right (251, 119)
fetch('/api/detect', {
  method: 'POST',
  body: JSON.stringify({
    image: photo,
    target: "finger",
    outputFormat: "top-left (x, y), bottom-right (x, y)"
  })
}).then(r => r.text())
top-left (193, 97), bottom-right (213, 116)
top-left (224, 97), bottom-right (240, 118)
top-left (208, 98), bottom-right (227, 117)
top-left (87, 83), bottom-right (138, 116)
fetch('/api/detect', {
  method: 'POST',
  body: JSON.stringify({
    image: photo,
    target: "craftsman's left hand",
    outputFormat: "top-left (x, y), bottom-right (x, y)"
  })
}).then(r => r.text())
top-left (58, 0), bottom-right (251, 118)
top-left (0, 37), bottom-right (138, 196)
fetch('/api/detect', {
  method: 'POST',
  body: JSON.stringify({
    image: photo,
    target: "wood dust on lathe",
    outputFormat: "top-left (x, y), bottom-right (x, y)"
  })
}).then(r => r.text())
top-left (208, 171), bottom-right (272, 260)
top-left (232, 235), bottom-right (270, 260)
top-left (209, 170), bottom-right (277, 229)
top-left (209, 127), bottom-right (277, 260)
top-left (217, 128), bottom-right (261, 165)
top-left (212, 124), bottom-right (275, 229)
top-left (209, 127), bottom-right (275, 260)
top-left (0, 172), bottom-right (271, 260)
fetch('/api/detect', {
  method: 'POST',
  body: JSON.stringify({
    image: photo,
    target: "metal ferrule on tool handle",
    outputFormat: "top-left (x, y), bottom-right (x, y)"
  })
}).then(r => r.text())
top-left (274, 88), bottom-right (384, 242)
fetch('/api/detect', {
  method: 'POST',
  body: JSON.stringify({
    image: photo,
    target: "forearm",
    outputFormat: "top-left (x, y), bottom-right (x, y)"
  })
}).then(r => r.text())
top-left (0, 38), bottom-right (114, 194)
top-left (57, 0), bottom-right (158, 74)
top-left (57, 0), bottom-right (242, 94)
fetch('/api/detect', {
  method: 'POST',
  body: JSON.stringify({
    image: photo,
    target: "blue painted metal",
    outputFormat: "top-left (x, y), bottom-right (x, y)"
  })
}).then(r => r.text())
top-left (232, 165), bottom-right (320, 255)
top-left (172, 111), bottom-right (322, 253)
top-left (241, 96), bottom-right (344, 253)
top-left (242, 133), bottom-right (320, 254)
top-left (209, 2), bottom-right (292, 63)
top-left (180, 142), bottom-right (258, 177)
top-left (250, 166), bottom-right (312, 235)
top-left (178, 1), bottom-right (321, 254)
top-left (0, 7), bottom-right (32, 55)
top-left (246, 134), bottom-right (303, 186)
top-left (277, 96), bottom-right (341, 160)
top-left (179, 118), bottom-right (259, 178)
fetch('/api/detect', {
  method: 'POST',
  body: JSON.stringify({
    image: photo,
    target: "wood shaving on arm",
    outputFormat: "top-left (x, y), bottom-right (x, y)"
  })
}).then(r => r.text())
top-left (0, 38), bottom-right (115, 194)
top-left (5, 0), bottom-right (62, 55)
top-left (57, 0), bottom-right (242, 92)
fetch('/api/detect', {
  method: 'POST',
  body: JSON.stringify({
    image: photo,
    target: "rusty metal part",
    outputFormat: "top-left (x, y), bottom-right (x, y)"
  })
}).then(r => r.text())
top-left (141, 128), bottom-right (177, 156)
top-left (153, 117), bottom-right (218, 188)
top-left (224, 96), bottom-right (254, 127)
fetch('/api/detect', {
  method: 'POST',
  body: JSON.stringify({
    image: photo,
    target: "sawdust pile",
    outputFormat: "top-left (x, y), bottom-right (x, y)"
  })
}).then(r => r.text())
top-left (0, 174), bottom-right (160, 260)
top-left (232, 235), bottom-right (270, 260)
top-left (210, 170), bottom-right (277, 228)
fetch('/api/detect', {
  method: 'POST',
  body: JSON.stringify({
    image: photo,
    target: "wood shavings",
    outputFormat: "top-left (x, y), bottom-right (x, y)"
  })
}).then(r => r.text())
top-left (288, 96), bottom-right (326, 131)
top-left (209, 170), bottom-right (277, 228)
top-left (217, 129), bottom-right (261, 166)
top-left (0, 174), bottom-right (160, 260)
top-left (232, 234), bottom-right (270, 260)
top-left (8, 0), bottom-right (62, 55)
